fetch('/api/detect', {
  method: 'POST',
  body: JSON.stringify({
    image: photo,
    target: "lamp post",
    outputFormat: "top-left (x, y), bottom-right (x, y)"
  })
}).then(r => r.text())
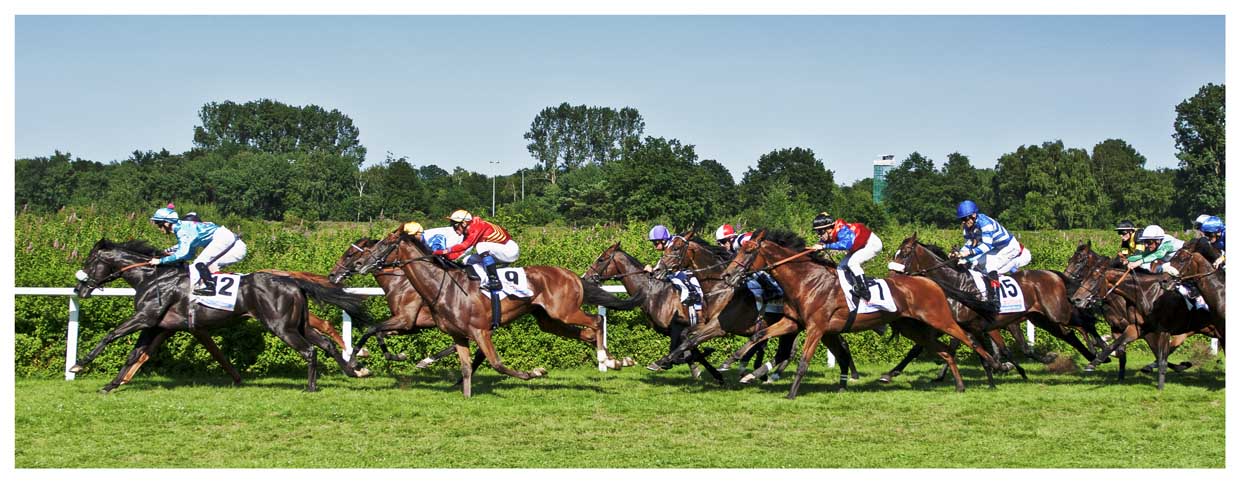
top-left (489, 161), bottom-right (500, 216)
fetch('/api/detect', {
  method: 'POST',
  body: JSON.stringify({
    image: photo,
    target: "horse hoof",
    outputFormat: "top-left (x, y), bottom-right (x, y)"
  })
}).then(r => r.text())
top-left (532, 368), bottom-right (547, 377)
top-left (99, 387), bottom-right (114, 394)
top-left (415, 358), bottom-right (436, 369)
top-left (645, 362), bottom-right (664, 372)
top-left (691, 367), bottom-right (703, 380)
top-left (878, 375), bottom-right (892, 384)
top-left (69, 364), bottom-right (83, 374)
top-left (999, 362), bottom-right (1015, 372)
top-left (604, 359), bottom-right (620, 370)
top-left (739, 374), bottom-right (757, 384)
top-left (356, 348), bottom-right (371, 358)
top-left (1172, 362), bottom-right (1193, 373)
top-left (719, 363), bottom-right (732, 372)
top-left (622, 357), bottom-right (636, 367)
top-left (1083, 365), bottom-right (1096, 373)
top-left (354, 367), bottom-right (372, 378)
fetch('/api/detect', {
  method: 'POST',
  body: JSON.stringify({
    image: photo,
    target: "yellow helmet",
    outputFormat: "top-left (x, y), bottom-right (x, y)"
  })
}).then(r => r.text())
top-left (402, 221), bottom-right (424, 236)
top-left (447, 209), bottom-right (473, 223)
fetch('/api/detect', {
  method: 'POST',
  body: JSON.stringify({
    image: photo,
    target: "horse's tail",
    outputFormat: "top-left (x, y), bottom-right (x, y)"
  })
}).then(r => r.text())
top-left (580, 277), bottom-right (645, 311)
top-left (930, 279), bottom-right (998, 326)
top-left (289, 277), bottom-right (373, 327)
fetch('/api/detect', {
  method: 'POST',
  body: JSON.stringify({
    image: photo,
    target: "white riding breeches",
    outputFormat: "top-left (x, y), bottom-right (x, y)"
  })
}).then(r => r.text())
top-left (190, 227), bottom-right (247, 288)
top-left (973, 240), bottom-right (1028, 274)
top-left (476, 240), bottom-right (519, 264)
top-left (841, 235), bottom-right (883, 277)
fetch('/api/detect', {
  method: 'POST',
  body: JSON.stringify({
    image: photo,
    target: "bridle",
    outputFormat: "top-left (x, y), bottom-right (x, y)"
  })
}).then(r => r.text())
top-left (75, 249), bottom-right (153, 292)
top-left (584, 250), bottom-right (645, 283)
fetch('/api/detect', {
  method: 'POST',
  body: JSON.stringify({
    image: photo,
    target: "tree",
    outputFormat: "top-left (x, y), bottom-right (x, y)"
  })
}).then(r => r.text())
top-left (605, 137), bottom-right (717, 229)
top-left (881, 152), bottom-right (944, 226)
top-left (995, 141), bottom-right (1108, 229)
top-left (524, 103), bottom-right (645, 185)
top-left (193, 99), bottom-right (367, 164)
top-left (1089, 139), bottom-right (1148, 222)
top-left (738, 147), bottom-right (835, 210)
top-left (1172, 83), bottom-right (1225, 219)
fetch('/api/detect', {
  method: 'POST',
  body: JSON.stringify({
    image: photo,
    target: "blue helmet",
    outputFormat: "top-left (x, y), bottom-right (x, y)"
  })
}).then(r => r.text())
top-left (956, 200), bottom-right (978, 219)
top-left (150, 203), bottom-right (179, 223)
top-left (648, 225), bottom-right (671, 241)
top-left (1201, 216), bottom-right (1225, 234)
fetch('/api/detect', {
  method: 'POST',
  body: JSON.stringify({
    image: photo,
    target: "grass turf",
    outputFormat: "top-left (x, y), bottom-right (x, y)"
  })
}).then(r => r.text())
top-left (14, 358), bottom-right (1224, 468)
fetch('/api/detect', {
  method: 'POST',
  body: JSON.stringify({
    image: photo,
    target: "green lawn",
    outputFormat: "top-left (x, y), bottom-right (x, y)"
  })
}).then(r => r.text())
top-left (14, 359), bottom-right (1224, 468)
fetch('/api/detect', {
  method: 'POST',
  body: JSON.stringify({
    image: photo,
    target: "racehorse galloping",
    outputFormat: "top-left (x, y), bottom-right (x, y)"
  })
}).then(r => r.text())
top-left (346, 226), bottom-right (642, 397)
top-left (582, 242), bottom-right (724, 382)
top-left (883, 235), bottom-right (1105, 383)
top-left (1070, 261), bottom-right (1216, 390)
top-left (721, 229), bottom-right (1002, 398)
top-left (649, 234), bottom-right (842, 385)
top-left (71, 239), bottom-right (372, 392)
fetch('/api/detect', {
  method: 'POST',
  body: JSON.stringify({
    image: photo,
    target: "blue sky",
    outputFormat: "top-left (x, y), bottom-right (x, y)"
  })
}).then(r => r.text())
top-left (15, 15), bottom-right (1224, 183)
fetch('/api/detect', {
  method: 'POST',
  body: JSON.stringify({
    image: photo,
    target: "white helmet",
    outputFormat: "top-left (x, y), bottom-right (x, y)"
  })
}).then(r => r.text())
top-left (1138, 225), bottom-right (1166, 241)
top-left (446, 209), bottom-right (473, 224)
top-left (715, 224), bottom-right (736, 242)
top-left (1194, 214), bottom-right (1212, 228)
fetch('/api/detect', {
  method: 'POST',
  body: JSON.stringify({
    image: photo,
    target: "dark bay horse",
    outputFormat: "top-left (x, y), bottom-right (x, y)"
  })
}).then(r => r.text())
top-left (883, 235), bottom-right (1105, 383)
top-left (343, 226), bottom-right (642, 397)
top-left (582, 242), bottom-right (723, 382)
top-left (1070, 261), bottom-right (1217, 389)
top-left (72, 239), bottom-right (372, 392)
top-left (1167, 248), bottom-right (1225, 347)
top-left (721, 229), bottom-right (1002, 398)
top-left (649, 234), bottom-right (824, 384)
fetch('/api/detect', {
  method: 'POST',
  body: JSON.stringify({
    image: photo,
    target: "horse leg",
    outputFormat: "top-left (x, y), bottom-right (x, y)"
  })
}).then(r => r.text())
top-left (1141, 333), bottom-right (1192, 373)
top-left (823, 334), bottom-right (853, 392)
top-left (786, 324), bottom-right (826, 400)
top-left (881, 344), bottom-right (923, 384)
top-left (306, 312), bottom-right (357, 357)
top-left (721, 330), bottom-right (764, 370)
top-left (1032, 317), bottom-right (1097, 362)
top-left (454, 347), bottom-right (487, 386)
top-left (927, 316), bottom-right (999, 372)
top-left (419, 344), bottom-right (458, 369)
top-left (471, 327), bottom-right (544, 382)
top-left (189, 329), bottom-right (242, 385)
top-left (1087, 323), bottom-right (1140, 376)
top-left (901, 324), bottom-right (966, 391)
top-left (71, 313), bottom-right (155, 372)
top-left (933, 338), bottom-right (961, 383)
top-left (101, 328), bottom-right (164, 393)
top-left (739, 321), bottom-right (801, 384)
top-left (453, 337), bottom-right (474, 397)
top-left (1155, 332), bottom-right (1170, 390)
top-left (300, 319), bottom-right (364, 378)
top-left (991, 331), bottom-right (1027, 380)
top-left (351, 316), bottom-right (411, 362)
top-left (691, 348), bottom-right (725, 384)
top-left (842, 336), bottom-right (860, 380)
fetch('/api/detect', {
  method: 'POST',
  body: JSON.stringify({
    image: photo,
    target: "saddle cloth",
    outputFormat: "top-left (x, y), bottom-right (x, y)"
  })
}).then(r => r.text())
top-left (194, 273), bottom-right (243, 311)
top-left (470, 265), bottom-right (534, 299)
top-left (746, 272), bottom-right (785, 314)
top-left (967, 271), bottom-right (1027, 313)
top-left (836, 268), bottom-right (897, 313)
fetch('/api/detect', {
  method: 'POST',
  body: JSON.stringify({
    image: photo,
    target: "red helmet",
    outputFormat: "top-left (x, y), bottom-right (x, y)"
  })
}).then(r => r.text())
top-left (715, 224), bottom-right (736, 242)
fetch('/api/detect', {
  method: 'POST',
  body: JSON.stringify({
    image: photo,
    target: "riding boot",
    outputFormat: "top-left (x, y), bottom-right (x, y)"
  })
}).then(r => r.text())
top-left (849, 268), bottom-right (870, 301)
top-left (986, 270), bottom-right (1001, 312)
top-left (192, 262), bottom-right (216, 296)
top-left (482, 254), bottom-right (502, 329)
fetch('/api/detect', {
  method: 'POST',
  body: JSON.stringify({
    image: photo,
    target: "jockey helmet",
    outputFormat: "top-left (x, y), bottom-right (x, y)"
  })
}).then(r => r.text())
top-left (447, 209), bottom-right (473, 224)
top-left (150, 203), bottom-right (179, 223)
top-left (1201, 216), bottom-right (1224, 234)
top-left (956, 200), bottom-right (978, 219)
top-left (811, 212), bottom-right (834, 231)
top-left (1194, 214), bottom-right (1212, 229)
top-left (1138, 225), bottom-right (1166, 242)
top-left (715, 224), bottom-right (736, 242)
top-left (1115, 220), bottom-right (1136, 233)
top-left (402, 221), bottom-right (424, 236)
top-left (648, 225), bottom-right (671, 242)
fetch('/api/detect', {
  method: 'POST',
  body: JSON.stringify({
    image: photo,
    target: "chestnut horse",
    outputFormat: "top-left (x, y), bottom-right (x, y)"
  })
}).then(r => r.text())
top-left (582, 242), bottom-right (724, 382)
top-left (1070, 260), bottom-right (1217, 389)
top-left (882, 235), bottom-right (1105, 383)
top-left (72, 239), bottom-right (371, 392)
top-left (721, 229), bottom-right (1001, 398)
top-left (342, 226), bottom-right (642, 397)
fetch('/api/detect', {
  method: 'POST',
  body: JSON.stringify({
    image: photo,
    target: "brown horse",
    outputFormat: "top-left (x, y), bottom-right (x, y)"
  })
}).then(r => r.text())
top-left (341, 226), bottom-right (642, 397)
top-left (883, 235), bottom-right (1105, 382)
top-left (721, 229), bottom-right (1001, 398)
top-left (1070, 261), bottom-right (1216, 389)
top-left (1064, 241), bottom-right (1191, 378)
top-left (649, 233), bottom-right (834, 385)
top-left (582, 241), bottom-right (724, 382)
top-left (1167, 248), bottom-right (1225, 346)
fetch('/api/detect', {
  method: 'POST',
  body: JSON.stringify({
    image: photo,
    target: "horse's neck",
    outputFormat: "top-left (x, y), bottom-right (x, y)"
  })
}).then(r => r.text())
top-left (373, 268), bottom-right (413, 292)
top-left (766, 248), bottom-right (834, 301)
top-left (397, 243), bottom-right (466, 305)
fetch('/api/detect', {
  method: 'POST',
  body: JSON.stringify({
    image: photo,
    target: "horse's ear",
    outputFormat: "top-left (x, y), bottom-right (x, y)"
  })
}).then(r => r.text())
top-left (611, 241), bottom-right (621, 250)
top-left (912, 231), bottom-right (918, 240)
top-left (753, 229), bottom-right (767, 242)
top-left (1086, 239), bottom-right (1092, 249)
top-left (685, 230), bottom-right (695, 240)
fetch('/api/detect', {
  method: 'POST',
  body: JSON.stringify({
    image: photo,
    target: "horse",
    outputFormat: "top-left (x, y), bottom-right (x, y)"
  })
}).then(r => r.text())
top-left (647, 233), bottom-right (833, 384)
top-left (883, 235), bottom-right (1106, 383)
top-left (341, 226), bottom-right (642, 397)
top-left (1167, 248), bottom-right (1225, 347)
top-left (720, 229), bottom-right (1002, 398)
top-left (1070, 260), bottom-right (1217, 389)
top-left (71, 239), bottom-right (372, 392)
top-left (581, 241), bottom-right (724, 382)
top-left (1064, 241), bottom-right (1190, 378)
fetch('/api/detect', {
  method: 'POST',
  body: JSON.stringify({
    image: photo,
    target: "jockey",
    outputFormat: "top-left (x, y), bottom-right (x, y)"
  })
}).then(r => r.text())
top-left (433, 209), bottom-right (517, 292)
top-left (1199, 216), bottom-right (1225, 269)
top-left (955, 200), bottom-right (1031, 310)
top-left (645, 224), bottom-right (704, 324)
top-left (1126, 225), bottom-right (1184, 276)
top-left (147, 203), bottom-right (248, 297)
top-left (809, 212), bottom-right (883, 302)
top-left (1115, 220), bottom-right (1138, 260)
top-left (400, 221), bottom-right (467, 257)
top-left (716, 224), bottom-right (782, 303)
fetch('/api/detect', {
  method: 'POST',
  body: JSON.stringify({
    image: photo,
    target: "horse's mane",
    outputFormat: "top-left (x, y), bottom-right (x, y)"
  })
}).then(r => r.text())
top-left (96, 238), bottom-right (163, 257)
top-left (353, 237), bottom-right (376, 247)
top-left (687, 236), bottom-right (732, 261)
top-left (760, 228), bottom-right (836, 268)
top-left (614, 245), bottom-right (646, 269)
top-left (917, 241), bottom-right (967, 273)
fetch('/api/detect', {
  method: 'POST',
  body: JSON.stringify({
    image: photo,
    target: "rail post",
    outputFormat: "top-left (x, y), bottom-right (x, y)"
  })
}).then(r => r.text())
top-left (598, 306), bottom-right (608, 372)
top-left (342, 311), bottom-right (353, 362)
top-left (65, 295), bottom-right (79, 381)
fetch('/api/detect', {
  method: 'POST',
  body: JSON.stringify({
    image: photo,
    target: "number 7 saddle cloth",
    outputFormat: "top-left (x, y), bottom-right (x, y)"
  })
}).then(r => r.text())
top-left (835, 268), bottom-right (898, 314)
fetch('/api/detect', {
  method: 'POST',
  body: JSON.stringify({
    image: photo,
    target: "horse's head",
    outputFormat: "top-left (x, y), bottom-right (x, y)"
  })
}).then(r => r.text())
top-left (888, 233), bottom-right (925, 274)
top-left (1070, 264), bottom-right (1109, 309)
top-left (353, 228), bottom-right (405, 276)
top-left (74, 239), bottom-right (159, 298)
top-left (584, 242), bottom-right (624, 284)
top-left (1168, 249), bottom-right (1211, 277)
top-left (329, 238), bottom-right (377, 285)
top-left (655, 235), bottom-right (691, 278)
top-left (1064, 240), bottom-right (1102, 281)
top-left (722, 229), bottom-right (768, 287)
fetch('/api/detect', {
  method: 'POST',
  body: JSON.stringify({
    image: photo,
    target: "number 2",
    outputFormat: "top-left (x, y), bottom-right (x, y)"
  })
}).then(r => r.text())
top-left (218, 277), bottom-right (235, 296)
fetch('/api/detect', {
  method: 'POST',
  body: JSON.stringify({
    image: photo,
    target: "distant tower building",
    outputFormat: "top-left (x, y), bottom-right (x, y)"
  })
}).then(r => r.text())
top-left (872, 154), bottom-right (896, 203)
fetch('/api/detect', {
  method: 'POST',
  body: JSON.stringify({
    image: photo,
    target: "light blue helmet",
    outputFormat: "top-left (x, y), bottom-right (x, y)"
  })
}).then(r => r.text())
top-left (956, 200), bottom-right (978, 219)
top-left (1201, 216), bottom-right (1225, 234)
top-left (648, 225), bottom-right (671, 241)
top-left (150, 203), bottom-right (179, 223)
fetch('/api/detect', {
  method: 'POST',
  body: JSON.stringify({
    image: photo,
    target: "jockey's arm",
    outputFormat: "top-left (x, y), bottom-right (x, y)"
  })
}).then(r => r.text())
top-left (437, 226), bottom-right (484, 259)
top-left (158, 227), bottom-right (198, 265)
top-left (820, 225), bottom-right (854, 251)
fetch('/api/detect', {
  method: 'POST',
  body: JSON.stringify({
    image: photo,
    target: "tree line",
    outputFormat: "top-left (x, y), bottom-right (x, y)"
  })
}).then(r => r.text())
top-left (16, 84), bottom-right (1224, 231)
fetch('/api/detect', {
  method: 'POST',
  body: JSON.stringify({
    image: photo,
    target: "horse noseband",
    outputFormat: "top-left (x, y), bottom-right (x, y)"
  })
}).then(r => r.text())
top-left (887, 262), bottom-right (906, 273)
top-left (75, 270), bottom-right (91, 283)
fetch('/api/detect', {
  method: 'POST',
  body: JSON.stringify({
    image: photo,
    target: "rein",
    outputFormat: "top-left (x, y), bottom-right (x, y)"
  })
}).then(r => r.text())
top-left (752, 247), bottom-right (817, 273)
